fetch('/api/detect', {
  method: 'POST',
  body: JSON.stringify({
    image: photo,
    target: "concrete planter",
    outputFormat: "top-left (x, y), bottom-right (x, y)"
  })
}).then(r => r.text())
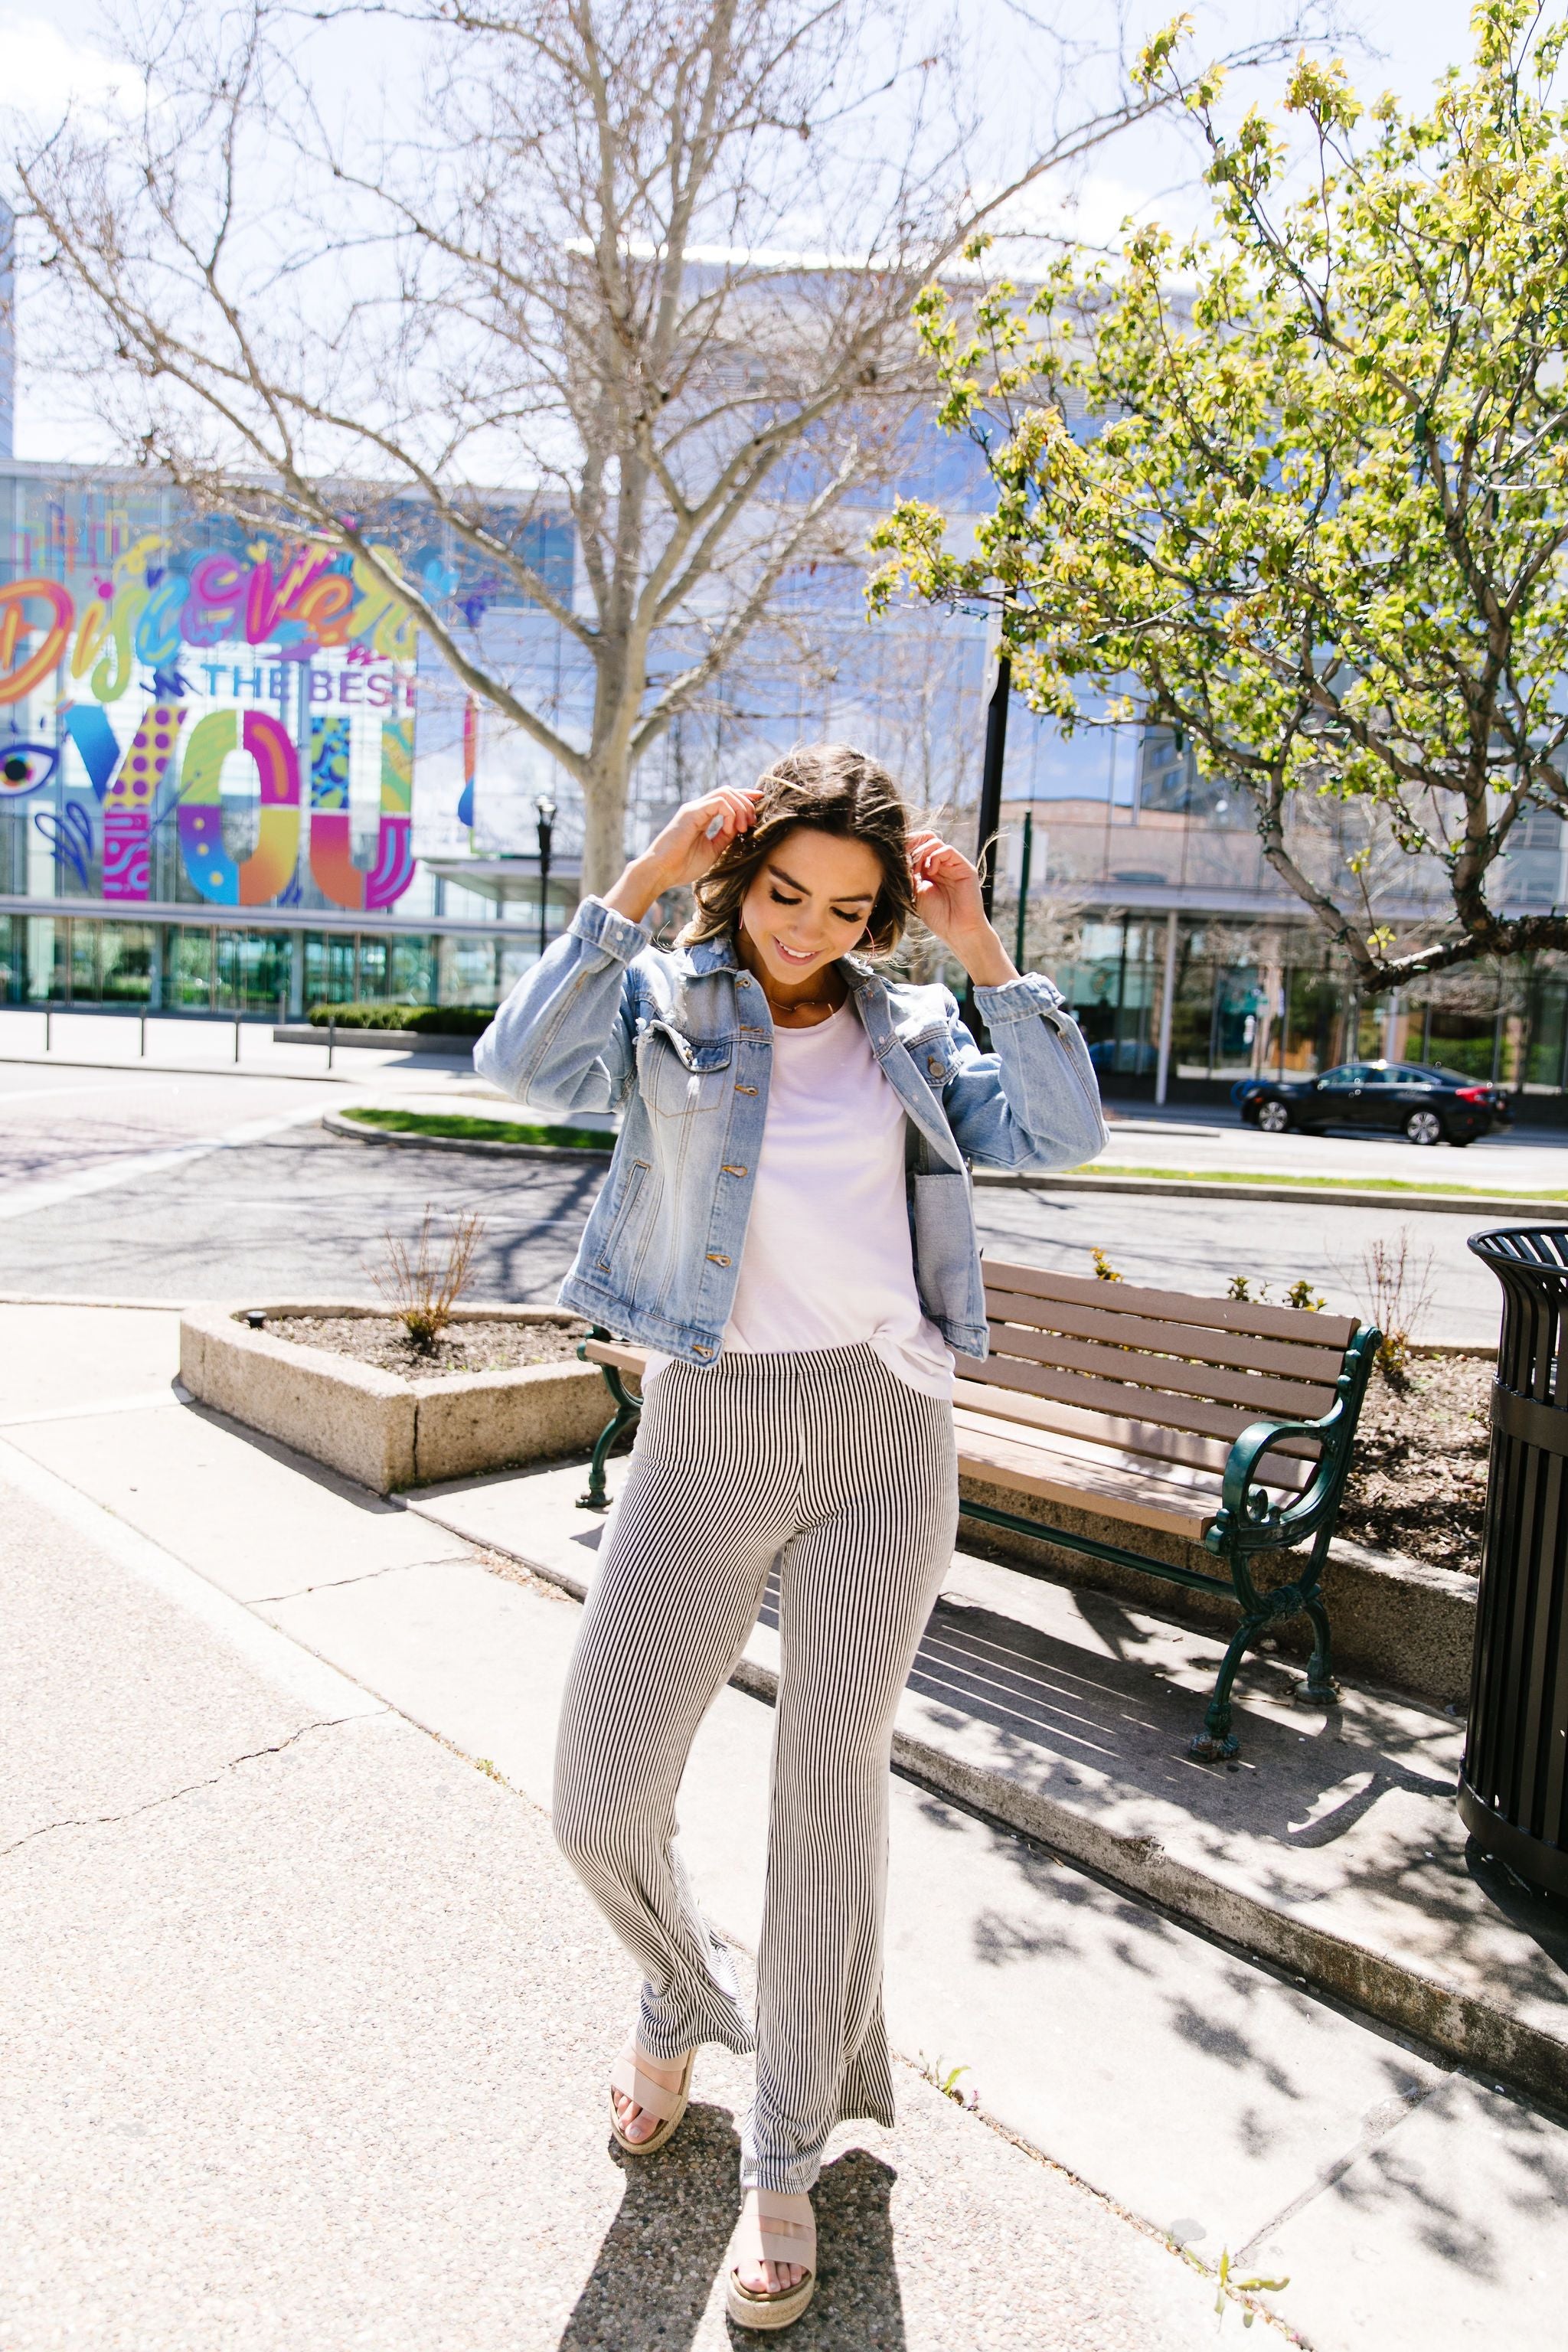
top-left (179, 1302), bottom-right (610, 1494)
top-left (272, 1024), bottom-right (479, 1055)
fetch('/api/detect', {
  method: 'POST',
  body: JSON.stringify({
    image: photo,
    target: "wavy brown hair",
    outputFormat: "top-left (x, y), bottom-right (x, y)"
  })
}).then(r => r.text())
top-left (686, 744), bottom-right (915, 958)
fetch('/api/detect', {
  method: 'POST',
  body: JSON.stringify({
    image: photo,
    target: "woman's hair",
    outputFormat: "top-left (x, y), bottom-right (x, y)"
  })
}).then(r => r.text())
top-left (686, 744), bottom-right (914, 957)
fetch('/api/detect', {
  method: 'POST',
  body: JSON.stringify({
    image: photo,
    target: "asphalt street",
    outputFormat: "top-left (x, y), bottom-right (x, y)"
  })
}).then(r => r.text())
top-left (0, 1058), bottom-right (1514, 1336)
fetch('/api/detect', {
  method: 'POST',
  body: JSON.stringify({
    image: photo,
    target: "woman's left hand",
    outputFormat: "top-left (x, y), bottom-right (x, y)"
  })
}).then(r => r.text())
top-left (908, 833), bottom-right (1018, 985)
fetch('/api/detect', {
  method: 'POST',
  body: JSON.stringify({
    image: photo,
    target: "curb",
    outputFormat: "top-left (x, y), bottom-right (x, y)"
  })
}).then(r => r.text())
top-left (321, 1109), bottom-right (613, 1161)
top-left (974, 1168), bottom-right (1568, 1218)
top-left (0, 1053), bottom-right (358, 1086)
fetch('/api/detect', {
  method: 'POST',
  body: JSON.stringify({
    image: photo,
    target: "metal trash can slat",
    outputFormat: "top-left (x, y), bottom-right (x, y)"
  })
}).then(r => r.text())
top-left (1463, 1227), bottom-right (1568, 1896)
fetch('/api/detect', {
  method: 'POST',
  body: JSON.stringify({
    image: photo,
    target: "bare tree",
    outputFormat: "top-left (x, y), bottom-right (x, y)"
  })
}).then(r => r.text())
top-left (15, 0), bottom-right (1309, 891)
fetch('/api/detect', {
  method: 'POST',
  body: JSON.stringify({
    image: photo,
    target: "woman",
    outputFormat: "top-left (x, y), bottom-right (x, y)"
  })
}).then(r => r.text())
top-left (475, 745), bottom-right (1105, 2330)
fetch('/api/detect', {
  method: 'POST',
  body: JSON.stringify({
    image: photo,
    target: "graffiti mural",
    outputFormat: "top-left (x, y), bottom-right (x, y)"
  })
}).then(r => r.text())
top-left (0, 535), bottom-right (423, 913)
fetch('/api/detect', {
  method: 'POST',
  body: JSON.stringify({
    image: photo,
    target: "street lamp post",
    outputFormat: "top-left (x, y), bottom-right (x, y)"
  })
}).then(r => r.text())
top-left (535, 796), bottom-right (557, 962)
top-left (963, 626), bottom-right (1012, 1037)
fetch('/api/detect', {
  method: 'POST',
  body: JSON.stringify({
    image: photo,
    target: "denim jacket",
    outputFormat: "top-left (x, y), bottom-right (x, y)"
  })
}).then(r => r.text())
top-left (474, 894), bottom-right (1107, 1364)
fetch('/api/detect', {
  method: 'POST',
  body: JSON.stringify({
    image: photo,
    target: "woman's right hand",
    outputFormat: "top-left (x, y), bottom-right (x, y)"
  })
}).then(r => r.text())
top-left (604, 787), bottom-right (761, 923)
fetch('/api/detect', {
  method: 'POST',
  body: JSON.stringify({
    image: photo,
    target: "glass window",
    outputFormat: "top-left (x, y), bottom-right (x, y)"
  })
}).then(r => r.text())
top-left (303, 932), bottom-right (357, 1008)
top-left (167, 926), bottom-right (215, 1010)
top-left (100, 923), bottom-right (155, 1004)
top-left (1318, 1065), bottom-right (1366, 1089)
top-left (215, 931), bottom-right (291, 1014)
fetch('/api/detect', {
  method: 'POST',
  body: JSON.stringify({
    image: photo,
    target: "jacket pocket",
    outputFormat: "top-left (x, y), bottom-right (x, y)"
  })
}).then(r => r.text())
top-left (636, 1022), bottom-right (733, 1118)
top-left (594, 1157), bottom-right (652, 1272)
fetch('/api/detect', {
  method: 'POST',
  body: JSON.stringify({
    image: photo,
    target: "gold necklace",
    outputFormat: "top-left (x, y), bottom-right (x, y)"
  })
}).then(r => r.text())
top-left (762, 981), bottom-right (840, 1021)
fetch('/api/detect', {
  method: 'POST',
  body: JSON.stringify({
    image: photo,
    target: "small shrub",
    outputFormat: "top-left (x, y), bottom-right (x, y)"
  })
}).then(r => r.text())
top-left (1360, 1230), bottom-right (1436, 1387)
top-left (1091, 1246), bottom-right (1123, 1282)
top-left (371, 1207), bottom-right (485, 1349)
top-left (307, 1001), bottom-right (497, 1037)
top-left (1227, 1273), bottom-right (1328, 1310)
top-left (919, 2053), bottom-right (978, 2111)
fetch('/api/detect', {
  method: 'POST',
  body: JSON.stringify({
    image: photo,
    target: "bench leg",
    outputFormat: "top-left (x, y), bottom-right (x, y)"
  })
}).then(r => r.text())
top-left (1192, 1533), bottom-right (1341, 1756)
top-left (1297, 1592), bottom-right (1341, 1707)
top-left (577, 1361), bottom-right (642, 1512)
top-left (1189, 1612), bottom-right (1267, 1762)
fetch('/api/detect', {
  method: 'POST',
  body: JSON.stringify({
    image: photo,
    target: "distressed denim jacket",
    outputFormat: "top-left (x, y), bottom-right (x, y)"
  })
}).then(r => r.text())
top-left (474, 894), bottom-right (1108, 1364)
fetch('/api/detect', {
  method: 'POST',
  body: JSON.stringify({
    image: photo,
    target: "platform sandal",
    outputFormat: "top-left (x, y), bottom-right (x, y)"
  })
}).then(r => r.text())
top-left (607, 2041), bottom-right (694, 2157)
top-left (724, 2188), bottom-right (816, 2332)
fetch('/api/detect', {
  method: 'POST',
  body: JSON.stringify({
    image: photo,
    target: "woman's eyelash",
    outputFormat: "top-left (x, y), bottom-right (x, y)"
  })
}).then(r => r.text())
top-left (765, 885), bottom-right (862, 922)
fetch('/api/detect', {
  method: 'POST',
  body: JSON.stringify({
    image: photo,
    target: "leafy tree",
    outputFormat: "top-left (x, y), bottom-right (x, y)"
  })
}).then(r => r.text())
top-left (870, 2), bottom-right (1568, 989)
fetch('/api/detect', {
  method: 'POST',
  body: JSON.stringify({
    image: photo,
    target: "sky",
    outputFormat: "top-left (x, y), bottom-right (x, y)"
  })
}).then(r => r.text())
top-left (0, 0), bottom-right (1494, 462)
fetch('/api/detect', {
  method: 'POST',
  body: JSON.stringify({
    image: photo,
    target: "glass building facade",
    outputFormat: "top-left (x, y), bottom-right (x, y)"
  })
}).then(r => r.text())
top-left (4, 449), bottom-right (1566, 1114)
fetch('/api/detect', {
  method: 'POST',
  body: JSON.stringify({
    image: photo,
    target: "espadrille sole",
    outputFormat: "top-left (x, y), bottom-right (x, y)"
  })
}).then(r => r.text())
top-left (725, 2270), bottom-right (816, 2331)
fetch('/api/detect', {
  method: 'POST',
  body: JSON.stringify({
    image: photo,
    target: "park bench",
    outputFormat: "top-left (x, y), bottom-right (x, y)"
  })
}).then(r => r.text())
top-left (577, 1257), bottom-right (1380, 1759)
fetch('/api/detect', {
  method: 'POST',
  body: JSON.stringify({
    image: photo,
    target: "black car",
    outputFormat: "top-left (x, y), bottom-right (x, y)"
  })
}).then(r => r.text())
top-left (1235, 1061), bottom-right (1512, 1146)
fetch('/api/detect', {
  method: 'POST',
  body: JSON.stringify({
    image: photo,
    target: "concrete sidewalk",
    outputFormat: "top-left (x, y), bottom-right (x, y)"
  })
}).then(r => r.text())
top-left (0, 1312), bottom-right (1230, 2351)
top-left (2, 1302), bottom-right (1563, 2348)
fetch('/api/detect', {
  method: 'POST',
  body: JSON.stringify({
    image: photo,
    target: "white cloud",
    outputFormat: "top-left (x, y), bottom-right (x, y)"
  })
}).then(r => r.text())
top-left (0, 2), bottom-right (139, 128)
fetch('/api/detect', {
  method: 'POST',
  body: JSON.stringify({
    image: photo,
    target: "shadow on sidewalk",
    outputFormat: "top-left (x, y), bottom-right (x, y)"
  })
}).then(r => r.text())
top-left (557, 2113), bottom-right (906, 2349)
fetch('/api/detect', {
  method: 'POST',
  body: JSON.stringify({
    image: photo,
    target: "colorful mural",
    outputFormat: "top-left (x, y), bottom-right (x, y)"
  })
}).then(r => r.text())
top-left (0, 534), bottom-right (422, 911)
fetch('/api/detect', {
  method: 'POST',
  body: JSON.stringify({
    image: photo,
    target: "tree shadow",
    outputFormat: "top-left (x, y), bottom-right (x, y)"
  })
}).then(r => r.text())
top-left (556, 2123), bottom-right (907, 2351)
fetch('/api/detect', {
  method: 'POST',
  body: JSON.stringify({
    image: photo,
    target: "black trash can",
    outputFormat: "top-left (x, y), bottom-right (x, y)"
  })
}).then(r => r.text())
top-left (1462, 1227), bottom-right (1568, 1896)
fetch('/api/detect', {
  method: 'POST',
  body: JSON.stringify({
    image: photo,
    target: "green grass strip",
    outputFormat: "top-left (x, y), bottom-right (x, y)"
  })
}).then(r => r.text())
top-left (1061, 1161), bottom-right (1568, 1201)
top-left (340, 1106), bottom-right (612, 1152)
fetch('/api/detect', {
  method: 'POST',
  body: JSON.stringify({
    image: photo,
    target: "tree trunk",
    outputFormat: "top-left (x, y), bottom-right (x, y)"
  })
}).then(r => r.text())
top-left (580, 748), bottom-right (634, 902)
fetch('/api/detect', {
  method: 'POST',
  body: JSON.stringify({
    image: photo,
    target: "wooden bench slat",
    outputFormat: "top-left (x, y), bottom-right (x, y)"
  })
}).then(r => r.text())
top-left (956, 1348), bottom-right (1334, 1451)
top-left (950, 1378), bottom-right (1318, 1488)
top-left (978, 1321), bottom-right (1338, 1420)
top-left (981, 1258), bottom-right (1357, 1350)
top-left (584, 1338), bottom-right (650, 1377)
top-left (955, 1415), bottom-right (1220, 1542)
top-left (983, 1284), bottom-right (1349, 1384)
top-left (956, 1408), bottom-right (1297, 1513)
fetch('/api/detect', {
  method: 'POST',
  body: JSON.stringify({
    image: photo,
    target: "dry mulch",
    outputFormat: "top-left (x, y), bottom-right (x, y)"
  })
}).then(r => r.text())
top-left (263, 1313), bottom-right (592, 1379)
top-left (1337, 1353), bottom-right (1491, 1575)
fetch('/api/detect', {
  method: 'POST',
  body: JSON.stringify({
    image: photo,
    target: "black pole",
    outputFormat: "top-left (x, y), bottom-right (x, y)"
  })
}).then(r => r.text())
top-left (964, 648), bottom-right (1011, 1036)
top-left (535, 798), bottom-right (555, 962)
top-left (976, 652), bottom-right (1011, 917)
top-left (1013, 807), bottom-right (1033, 972)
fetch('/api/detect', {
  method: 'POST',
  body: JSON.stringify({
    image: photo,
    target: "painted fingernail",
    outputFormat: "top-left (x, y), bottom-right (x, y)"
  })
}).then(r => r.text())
top-left (705, 814), bottom-right (725, 838)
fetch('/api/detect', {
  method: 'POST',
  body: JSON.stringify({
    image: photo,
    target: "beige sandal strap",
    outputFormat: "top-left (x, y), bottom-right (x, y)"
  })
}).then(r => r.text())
top-left (609, 2050), bottom-right (686, 2123)
top-left (740, 2190), bottom-right (816, 2272)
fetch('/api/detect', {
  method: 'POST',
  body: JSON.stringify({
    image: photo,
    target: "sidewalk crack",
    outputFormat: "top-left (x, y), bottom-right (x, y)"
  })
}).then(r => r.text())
top-left (1234, 2076), bottom-right (1447, 2261)
top-left (1, 1716), bottom-right (366, 1860)
top-left (250, 1551), bottom-right (476, 1604)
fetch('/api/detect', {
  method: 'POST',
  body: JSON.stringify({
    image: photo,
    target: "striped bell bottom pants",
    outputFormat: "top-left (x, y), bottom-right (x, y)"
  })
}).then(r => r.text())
top-left (553, 1340), bottom-right (959, 2193)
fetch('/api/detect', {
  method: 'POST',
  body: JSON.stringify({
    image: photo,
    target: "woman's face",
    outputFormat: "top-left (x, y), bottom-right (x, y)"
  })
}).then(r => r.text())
top-left (737, 824), bottom-right (887, 991)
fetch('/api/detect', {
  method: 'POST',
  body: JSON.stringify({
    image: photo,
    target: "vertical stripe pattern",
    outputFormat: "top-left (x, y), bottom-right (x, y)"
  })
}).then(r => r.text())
top-left (553, 1341), bottom-right (959, 2193)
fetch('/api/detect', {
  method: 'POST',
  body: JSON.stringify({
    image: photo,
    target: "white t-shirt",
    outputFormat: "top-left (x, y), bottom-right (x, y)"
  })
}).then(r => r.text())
top-left (645, 1000), bottom-right (954, 1400)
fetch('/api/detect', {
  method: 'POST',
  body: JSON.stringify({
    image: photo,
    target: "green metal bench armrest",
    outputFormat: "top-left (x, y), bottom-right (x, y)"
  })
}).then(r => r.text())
top-left (1207, 1323), bottom-right (1380, 1559)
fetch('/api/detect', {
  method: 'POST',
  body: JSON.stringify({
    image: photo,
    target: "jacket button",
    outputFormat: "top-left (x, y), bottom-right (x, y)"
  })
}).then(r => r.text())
top-left (736, 1083), bottom-right (758, 1095)
top-left (927, 1056), bottom-right (943, 1076)
top-left (707, 1252), bottom-right (730, 1266)
top-left (721, 1165), bottom-right (747, 1176)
